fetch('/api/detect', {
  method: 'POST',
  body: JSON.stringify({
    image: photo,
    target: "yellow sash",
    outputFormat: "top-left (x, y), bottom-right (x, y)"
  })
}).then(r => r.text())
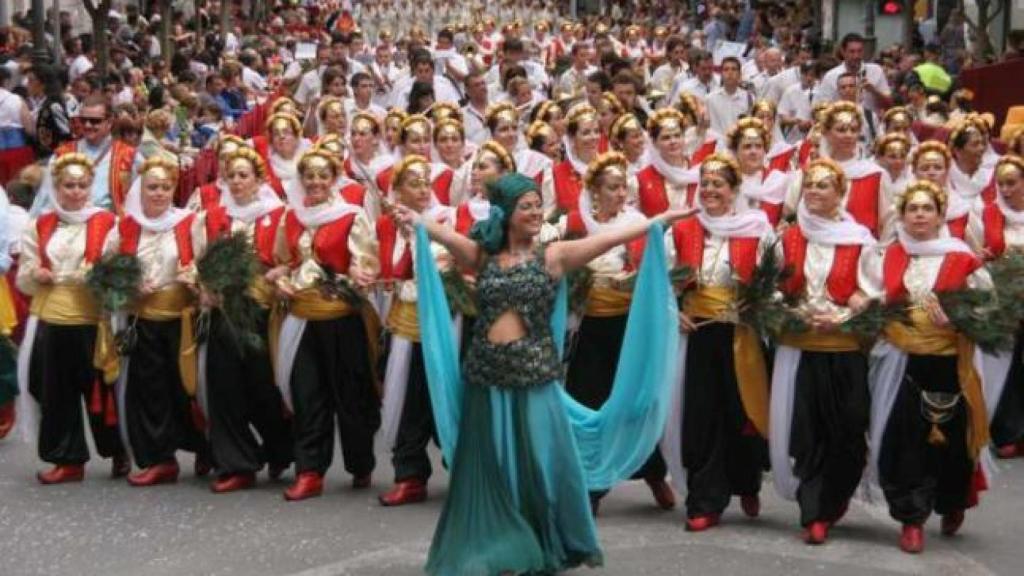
top-left (286, 289), bottom-right (382, 383)
top-left (387, 299), bottom-right (421, 342)
top-left (777, 330), bottom-right (862, 353)
top-left (125, 285), bottom-right (200, 397)
top-left (0, 277), bottom-right (17, 336)
top-left (585, 285), bottom-right (632, 317)
top-left (30, 284), bottom-right (100, 325)
top-left (884, 309), bottom-right (989, 460)
top-left (684, 286), bottom-right (770, 438)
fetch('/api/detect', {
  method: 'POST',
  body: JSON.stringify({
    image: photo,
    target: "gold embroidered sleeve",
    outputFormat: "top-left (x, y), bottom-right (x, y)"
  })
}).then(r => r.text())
top-left (347, 210), bottom-right (380, 276)
top-left (15, 220), bottom-right (41, 295)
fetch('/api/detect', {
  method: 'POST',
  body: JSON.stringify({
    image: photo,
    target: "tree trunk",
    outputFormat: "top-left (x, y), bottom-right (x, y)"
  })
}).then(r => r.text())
top-left (903, 3), bottom-right (915, 52)
top-left (221, 0), bottom-right (231, 46)
top-left (195, 0), bottom-right (204, 52)
top-left (83, 0), bottom-right (111, 76)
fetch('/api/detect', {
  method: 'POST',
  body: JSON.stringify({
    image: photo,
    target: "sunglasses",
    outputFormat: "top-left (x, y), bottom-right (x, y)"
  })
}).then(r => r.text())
top-left (80, 116), bottom-right (108, 126)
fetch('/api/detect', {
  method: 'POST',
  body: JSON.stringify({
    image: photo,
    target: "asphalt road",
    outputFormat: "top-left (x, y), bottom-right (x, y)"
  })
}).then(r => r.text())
top-left (1, 433), bottom-right (1021, 576)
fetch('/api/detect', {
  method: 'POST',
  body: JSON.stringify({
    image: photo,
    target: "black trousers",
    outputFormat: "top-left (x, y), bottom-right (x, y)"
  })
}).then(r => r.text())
top-left (291, 315), bottom-right (380, 477)
top-left (206, 310), bottom-right (293, 475)
top-left (391, 342), bottom-right (437, 482)
top-left (789, 350), bottom-right (869, 526)
top-left (566, 314), bottom-right (667, 485)
top-left (681, 322), bottom-right (766, 517)
top-left (124, 318), bottom-right (208, 469)
top-left (991, 329), bottom-right (1024, 447)
top-left (29, 321), bottom-right (123, 465)
top-left (880, 354), bottom-right (974, 525)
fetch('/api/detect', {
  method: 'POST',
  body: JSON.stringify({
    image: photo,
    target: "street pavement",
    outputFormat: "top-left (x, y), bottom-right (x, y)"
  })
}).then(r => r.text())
top-left (1, 434), bottom-right (1021, 576)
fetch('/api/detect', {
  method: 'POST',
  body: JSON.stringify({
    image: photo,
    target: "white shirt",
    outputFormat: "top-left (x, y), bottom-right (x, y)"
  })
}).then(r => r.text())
top-left (242, 66), bottom-right (268, 93)
top-left (760, 66), bottom-right (800, 103)
top-left (778, 82), bottom-right (816, 142)
top-left (668, 74), bottom-right (721, 105)
top-left (461, 103), bottom-right (489, 147)
top-left (68, 54), bottom-right (94, 82)
top-left (706, 86), bottom-right (754, 136)
top-left (816, 62), bottom-right (891, 114)
top-left (0, 89), bottom-right (24, 129)
top-left (344, 99), bottom-right (387, 126)
top-left (390, 74), bottom-right (463, 110)
top-left (650, 62), bottom-right (689, 100)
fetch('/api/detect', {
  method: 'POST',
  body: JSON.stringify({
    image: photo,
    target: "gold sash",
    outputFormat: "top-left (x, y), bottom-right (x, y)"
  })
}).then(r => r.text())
top-left (777, 330), bottom-right (862, 352)
top-left (585, 286), bottom-right (632, 317)
top-left (285, 289), bottom-right (382, 383)
top-left (684, 286), bottom-right (769, 438)
top-left (127, 285), bottom-right (200, 397)
top-left (387, 299), bottom-right (421, 342)
top-left (30, 284), bottom-right (100, 325)
top-left (884, 309), bottom-right (990, 460)
top-left (0, 277), bottom-right (18, 336)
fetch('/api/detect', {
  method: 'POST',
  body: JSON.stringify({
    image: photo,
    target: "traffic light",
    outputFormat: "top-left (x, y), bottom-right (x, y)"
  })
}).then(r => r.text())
top-left (879, 0), bottom-right (905, 15)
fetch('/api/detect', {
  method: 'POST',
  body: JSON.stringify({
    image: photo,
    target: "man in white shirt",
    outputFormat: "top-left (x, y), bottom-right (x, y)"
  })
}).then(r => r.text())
top-left (555, 42), bottom-right (596, 100)
top-left (650, 35), bottom-right (690, 105)
top-left (294, 34), bottom-right (367, 107)
top-left (239, 51), bottom-right (268, 95)
top-left (778, 61), bottom-right (818, 143)
top-left (461, 72), bottom-right (490, 147)
top-left (485, 38), bottom-right (549, 96)
top-left (667, 50), bottom-right (719, 106)
top-left (390, 50), bottom-right (463, 111)
top-left (706, 57), bottom-right (753, 137)
top-left (815, 33), bottom-right (891, 115)
top-left (836, 71), bottom-right (880, 150)
top-left (753, 48), bottom-right (786, 100)
top-left (345, 72), bottom-right (387, 125)
top-left (66, 38), bottom-right (94, 83)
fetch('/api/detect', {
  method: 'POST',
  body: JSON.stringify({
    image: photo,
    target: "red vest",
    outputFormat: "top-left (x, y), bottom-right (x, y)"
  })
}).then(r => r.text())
top-left (283, 211), bottom-right (358, 274)
top-left (204, 205), bottom-right (285, 267)
top-left (376, 215), bottom-right (412, 281)
top-left (797, 138), bottom-right (814, 168)
top-left (947, 214), bottom-right (969, 240)
top-left (780, 226), bottom-right (861, 305)
top-left (118, 214), bottom-right (196, 266)
top-left (552, 160), bottom-right (583, 213)
top-left (36, 211), bottom-right (116, 270)
top-left (767, 147), bottom-right (797, 173)
top-left (882, 242), bottom-right (981, 302)
top-left (670, 217), bottom-right (759, 285)
top-left (454, 203), bottom-right (479, 236)
top-left (636, 165), bottom-right (698, 217)
top-left (981, 201), bottom-right (1008, 259)
top-left (197, 183), bottom-right (221, 211)
top-left (845, 172), bottom-right (883, 238)
top-left (690, 139), bottom-right (717, 165)
top-left (338, 182), bottom-right (366, 207)
top-left (432, 168), bottom-right (454, 206)
top-left (55, 140), bottom-right (136, 215)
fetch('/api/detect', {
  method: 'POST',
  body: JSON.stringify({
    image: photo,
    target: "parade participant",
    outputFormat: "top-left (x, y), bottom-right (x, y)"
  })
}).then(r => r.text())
top-left (109, 157), bottom-right (208, 486)
top-left (790, 102), bottom-right (891, 240)
top-left (608, 113), bottom-right (649, 185)
top-left (562, 152), bottom-right (675, 513)
top-left (751, 100), bottom-right (797, 173)
top-left (1005, 127), bottom-right (1024, 157)
top-left (451, 142), bottom-right (517, 237)
top-left (37, 96), bottom-right (138, 215)
top-left (883, 106), bottom-right (918, 144)
top-left (769, 158), bottom-right (876, 545)
top-left (343, 113), bottom-right (391, 218)
top-left (15, 155), bottom-right (126, 482)
top-left (948, 116), bottom-right (997, 205)
top-left (186, 135), bottom-right (248, 212)
top-left (530, 100), bottom-right (566, 139)
top-left (377, 155), bottom-right (454, 506)
top-left (966, 155), bottom-right (1024, 458)
top-left (866, 180), bottom-right (992, 554)
top-left (253, 113), bottom-right (312, 198)
top-left (273, 149), bottom-right (381, 501)
top-left (383, 109), bottom-right (408, 156)
top-left (312, 135), bottom-right (370, 210)
top-left (911, 141), bottom-right (971, 238)
top-left (0, 189), bottom-right (16, 439)
top-left (875, 133), bottom-right (913, 202)
top-left (594, 92), bottom-right (622, 154)
top-left (637, 109), bottom-right (698, 217)
top-left (663, 153), bottom-right (774, 532)
top-left (676, 93), bottom-right (719, 166)
top-left (525, 120), bottom-right (562, 164)
top-left (191, 148), bottom-right (293, 493)
top-left (316, 96), bottom-right (348, 139)
top-left (375, 115), bottom-right (456, 205)
top-left (485, 103), bottom-right (555, 208)
top-left (728, 117), bottom-right (790, 226)
top-left (433, 118), bottom-right (467, 171)
top-left (393, 169), bottom-right (689, 574)
top-left (552, 103), bottom-right (601, 215)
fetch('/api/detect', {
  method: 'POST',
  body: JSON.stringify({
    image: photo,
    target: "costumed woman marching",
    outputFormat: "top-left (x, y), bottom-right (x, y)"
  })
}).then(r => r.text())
top-left (662, 153), bottom-right (774, 532)
top-left (192, 148), bottom-right (294, 492)
top-left (392, 172), bottom-right (690, 574)
top-left (769, 158), bottom-right (876, 544)
top-left (865, 180), bottom-right (993, 553)
top-left (272, 149), bottom-right (381, 501)
top-left (15, 154), bottom-right (126, 482)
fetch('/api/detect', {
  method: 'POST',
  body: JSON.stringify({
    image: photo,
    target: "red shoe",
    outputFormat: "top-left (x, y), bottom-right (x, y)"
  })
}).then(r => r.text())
top-left (686, 513), bottom-right (721, 532)
top-left (284, 471), bottom-right (323, 501)
top-left (996, 443), bottom-right (1019, 459)
top-left (352, 474), bottom-right (371, 489)
top-left (110, 455), bottom-right (131, 479)
top-left (804, 521), bottom-right (829, 545)
top-left (37, 464), bottom-right (85, 485)
top-left (941, 510), bottom-right (965, 536)
top-left (899, 524), bottom-right (924, 554)
top-left (212, 472), bottom-right (256, 494)
top-left (645, 478), bottom-right (677, 510)
top-left (0, 401), bottom-right (15, 439)
top-left (127, 461), bottom-right (180, 487)
top-left (378, 479), bottom-right (427, 506)
top-left (194, 454), bottom-right (212, 477)
top-left (740, 495), bottom-right (761, 518)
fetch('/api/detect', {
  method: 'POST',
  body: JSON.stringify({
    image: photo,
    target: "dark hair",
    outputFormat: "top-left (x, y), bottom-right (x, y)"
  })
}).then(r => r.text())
top-left (586, 70), bottom-right (612, 92)
top-left (80, 94), bottom-right (112, 117)
top-left (837, 71), bottom-right (858, 86)
top-left (410, 49), bottom-right (434, 70)
top-left (665, 35), bottom-right (686, 54)
top-left (407, 81), bottom-right (435, 115)
top-left (501, 65), bottom-right (527, 91)
top-left (322, 66), bottom-right (347, 89)
top-left (612, 70), bottom-right (641, 92)
top-left (721, 56), bottom-right (742, 71)
top-left (690, 50), bottom-right (713, 67)
top-left (840, 33), bottom-right (865, 49)
top-left (437, 29), bottom-right (455, 44)
top-left (350, 72), bottom-right (372, 88)
top-left (503, 38), bottom-right (525, 54)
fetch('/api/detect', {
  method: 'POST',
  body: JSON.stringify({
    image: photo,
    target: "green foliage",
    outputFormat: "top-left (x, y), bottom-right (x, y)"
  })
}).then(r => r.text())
top-left (838, 300), bottom-right (911, 341)
top-left (939, 288), bottom-right (1019, 353)
top-left (197, 234), bottom-right (264, 349)
top-left (86, 253), bottom-right (142, 313)
top-left (736, 240), bottom-right (802, 338)
top-left (442, 269), bottom-right (478, 317)
top-left (566, 266), bottom-right (593, 317)
top-left (318, 265), bottom-right (366, 310)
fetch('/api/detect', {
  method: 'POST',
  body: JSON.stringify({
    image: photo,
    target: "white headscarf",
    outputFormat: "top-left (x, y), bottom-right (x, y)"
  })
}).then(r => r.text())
top-left (796, 200), bottom-right (876, 246)
top-left (577, 184), bottom-right (645, 235)
top-left (562, 135), bottom-right (590, 175)
top-left (124, 174), bottom-right (191, 232)
top-left (896, 224), bottom-right (973, 256)
top-left (284, 179), bottom-right (361, 228)
top-left (995, 191), bottom-right (1024, 226)
top-left (649, 146), bottom-right (697, 186)
top-left (223, 182), bottom-right (284, 224)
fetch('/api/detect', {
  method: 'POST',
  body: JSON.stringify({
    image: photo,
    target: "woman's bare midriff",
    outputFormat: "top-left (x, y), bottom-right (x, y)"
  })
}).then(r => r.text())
top-left (486, 311), bottom-right (528, 344)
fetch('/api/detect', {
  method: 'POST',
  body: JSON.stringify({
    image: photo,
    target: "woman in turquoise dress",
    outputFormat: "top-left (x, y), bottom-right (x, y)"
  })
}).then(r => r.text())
top-left (392, 173), bottom-right (692, 575)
